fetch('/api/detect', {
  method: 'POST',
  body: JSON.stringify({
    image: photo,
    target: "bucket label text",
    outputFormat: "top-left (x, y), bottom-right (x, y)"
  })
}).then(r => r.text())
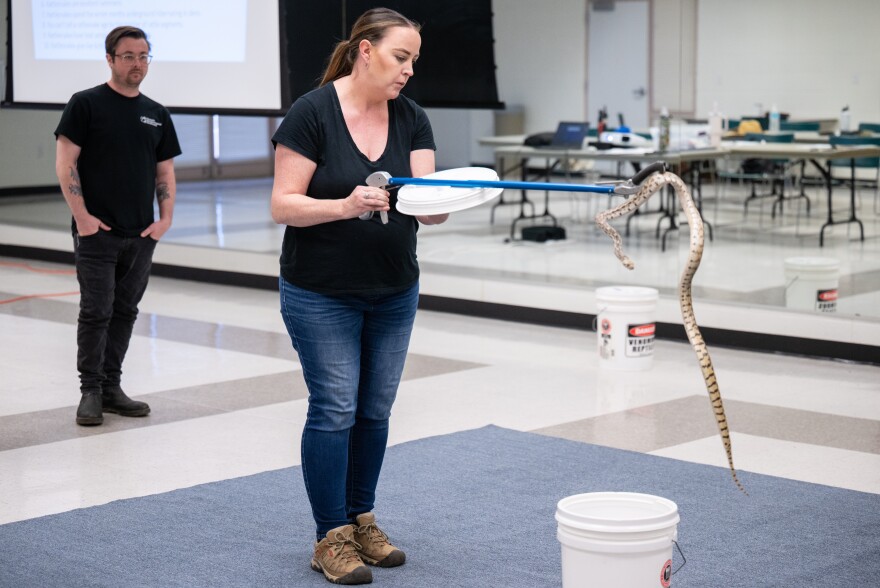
top-left (626, 322), bottom-right (655, 357)
top-left (815, 289), bottom-right (837, 313)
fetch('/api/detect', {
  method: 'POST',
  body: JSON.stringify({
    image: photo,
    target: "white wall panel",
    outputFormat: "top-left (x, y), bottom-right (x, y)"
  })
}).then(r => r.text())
top-left (695, 0), bottom-right (880, 123)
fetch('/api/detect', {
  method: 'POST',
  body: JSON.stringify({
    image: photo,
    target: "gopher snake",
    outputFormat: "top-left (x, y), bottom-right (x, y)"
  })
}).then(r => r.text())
top-left (596, 170), bottom-right (747, 494)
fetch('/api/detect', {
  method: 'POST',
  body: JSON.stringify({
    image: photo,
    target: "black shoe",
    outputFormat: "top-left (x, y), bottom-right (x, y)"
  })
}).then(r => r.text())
top-left (102, 386), bottom-right (150, 417)
top-left (76, 392), bottom-right (104, 426)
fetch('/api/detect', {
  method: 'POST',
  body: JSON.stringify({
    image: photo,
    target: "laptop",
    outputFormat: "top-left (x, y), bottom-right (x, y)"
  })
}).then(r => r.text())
top-left (538, 121), bottom-right (590, 150)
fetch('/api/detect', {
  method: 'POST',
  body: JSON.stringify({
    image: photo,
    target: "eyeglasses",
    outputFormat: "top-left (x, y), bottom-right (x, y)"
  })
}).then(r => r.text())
top-left (114, 54), bottom-right (152, 64)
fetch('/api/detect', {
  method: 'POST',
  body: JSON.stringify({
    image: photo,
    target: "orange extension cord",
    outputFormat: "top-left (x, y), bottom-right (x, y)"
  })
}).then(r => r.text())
top-left (0, 261), bottom-right (79, 305)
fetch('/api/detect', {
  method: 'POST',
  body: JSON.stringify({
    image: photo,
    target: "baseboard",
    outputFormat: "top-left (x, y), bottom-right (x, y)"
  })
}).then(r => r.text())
top-left (0, 244), bottom-right (278, 291)
top-left (418, 294), bottom-right (879, 366)
top-left (150, 263), bottom-right (278, 290)
top-left (0, 244), bottom-right (73, 264)
top-left (0, 185), bottom-right (60, 198)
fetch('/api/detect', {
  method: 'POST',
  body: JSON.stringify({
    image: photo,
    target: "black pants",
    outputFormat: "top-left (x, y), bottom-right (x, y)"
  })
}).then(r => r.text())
top-left (73, 231), bottom-right (157, 393)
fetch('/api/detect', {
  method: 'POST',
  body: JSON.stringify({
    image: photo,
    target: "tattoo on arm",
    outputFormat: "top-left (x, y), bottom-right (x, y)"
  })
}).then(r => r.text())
top-left (156, 182), bottom-right (171, 203)
top-left (68, 167), bottom-right (83, 197)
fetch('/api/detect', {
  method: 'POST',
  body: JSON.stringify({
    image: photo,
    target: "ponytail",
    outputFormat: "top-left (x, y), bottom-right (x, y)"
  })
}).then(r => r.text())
top-left (320, 40), bottom-right (359, 86)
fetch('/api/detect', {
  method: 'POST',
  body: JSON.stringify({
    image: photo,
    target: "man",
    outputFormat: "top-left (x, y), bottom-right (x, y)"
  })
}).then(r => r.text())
top-left (55, 26), bottom-right (181, 426)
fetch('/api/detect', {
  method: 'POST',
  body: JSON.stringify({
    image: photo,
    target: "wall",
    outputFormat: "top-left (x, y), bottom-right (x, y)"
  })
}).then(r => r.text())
top-left (652, 0), bottom-right (697, 117)
top-left (493, 0), bottom-right (588, 134)
top-left (695, 0), bottom-right (880, 122)
top-left (427, 108), bottom-right (488, 169)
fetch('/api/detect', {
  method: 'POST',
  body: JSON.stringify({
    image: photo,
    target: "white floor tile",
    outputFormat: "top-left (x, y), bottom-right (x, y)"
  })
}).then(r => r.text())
top-left (650, 433), bottom-right (880, 494)
top-left (0, 313), bottom-right (297, 416)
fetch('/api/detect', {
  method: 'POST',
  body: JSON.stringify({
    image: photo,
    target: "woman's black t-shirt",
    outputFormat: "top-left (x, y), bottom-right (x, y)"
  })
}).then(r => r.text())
top-left (271, 83), bottom-right (435, 296)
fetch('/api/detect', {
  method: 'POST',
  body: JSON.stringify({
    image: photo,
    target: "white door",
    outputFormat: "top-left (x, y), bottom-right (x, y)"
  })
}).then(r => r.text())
top-left (586, 0), bottom-right (649, 130)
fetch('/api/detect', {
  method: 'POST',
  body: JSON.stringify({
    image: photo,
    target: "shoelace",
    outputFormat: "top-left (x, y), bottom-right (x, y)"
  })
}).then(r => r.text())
top-left (356, 522), bottom-right (390, 546)
top-left (326, 531), bottom-right (364, 564)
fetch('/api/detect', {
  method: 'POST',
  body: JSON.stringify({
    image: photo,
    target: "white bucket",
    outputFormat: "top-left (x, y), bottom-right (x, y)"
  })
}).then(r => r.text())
top-left (595, 287), bottom-right (659, 371)
top-left (556, 492), bottom-right (680, 588)
top-left (784, 257), bottom-right (839, 313)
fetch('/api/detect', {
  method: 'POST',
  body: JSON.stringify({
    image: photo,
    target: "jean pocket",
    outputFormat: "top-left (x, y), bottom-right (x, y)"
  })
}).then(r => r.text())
top-left (74, 230), bottom-right (103, 248)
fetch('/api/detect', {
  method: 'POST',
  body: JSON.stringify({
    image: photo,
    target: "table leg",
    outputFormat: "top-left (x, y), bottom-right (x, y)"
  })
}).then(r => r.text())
top-left (624, 162), bottom-right (670, 237)
top-left (659, 186), bottom-right (678, 251)
top-left (490, 155), bottom-right (535, 224)
top-left (813, 159), bottom-right (864, 247)
top-left (507, 157), bottom-right (559, 241)
top-left (694, 163), bottom-right (713, 242)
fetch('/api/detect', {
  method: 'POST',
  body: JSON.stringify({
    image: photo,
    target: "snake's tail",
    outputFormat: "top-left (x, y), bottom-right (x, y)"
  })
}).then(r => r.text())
top-left (673, 173), bottom-right (747, 496)
top-left (709, 373), bottom-right (749, 495)
top-left (684, 288), bottom-right (748, 496)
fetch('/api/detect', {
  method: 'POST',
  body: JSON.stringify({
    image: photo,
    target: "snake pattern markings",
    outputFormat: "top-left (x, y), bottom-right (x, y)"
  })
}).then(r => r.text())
top-left (595, 171), bottom-right (747, 494)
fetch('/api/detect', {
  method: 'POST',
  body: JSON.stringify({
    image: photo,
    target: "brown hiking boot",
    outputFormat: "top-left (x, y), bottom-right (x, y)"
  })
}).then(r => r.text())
top-left (353, 513), bottom-right (406, 568)
top-left (311, 524), bottom-right (372, 585)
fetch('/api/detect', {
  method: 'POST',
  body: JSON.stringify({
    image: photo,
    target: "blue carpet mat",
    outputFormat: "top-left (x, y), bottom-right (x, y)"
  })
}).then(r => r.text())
top-left (1, 425), bottom-right (878, 587)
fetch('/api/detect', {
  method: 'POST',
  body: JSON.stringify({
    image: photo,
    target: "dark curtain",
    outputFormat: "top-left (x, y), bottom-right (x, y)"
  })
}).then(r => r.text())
top-left (281, 0), bottom-right (502, 110)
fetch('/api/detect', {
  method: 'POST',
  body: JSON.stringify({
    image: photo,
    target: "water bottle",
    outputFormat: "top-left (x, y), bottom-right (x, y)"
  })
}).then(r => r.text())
top-left (597, 106), bottom-right (607, 136)
top-left (708, 102), bottom-right (723, 148)
top-left (839, 105), bottom-right (851, 133)
top-left (659, 107), bottom-right (670, 152)
top-left (769, 104), bottom-right (780, 132)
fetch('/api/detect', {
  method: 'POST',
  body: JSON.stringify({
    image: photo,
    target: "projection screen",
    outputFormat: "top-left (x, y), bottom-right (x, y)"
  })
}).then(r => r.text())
top-left (5, 0), bottom-right (287, 114)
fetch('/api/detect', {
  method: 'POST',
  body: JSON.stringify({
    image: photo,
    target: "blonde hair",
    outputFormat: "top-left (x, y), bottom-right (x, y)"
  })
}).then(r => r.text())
top-left (320, 8), bottom-right (420, 86)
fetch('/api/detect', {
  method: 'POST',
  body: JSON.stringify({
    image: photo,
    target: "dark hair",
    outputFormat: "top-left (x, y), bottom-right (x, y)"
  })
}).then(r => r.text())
top-left (320, 8), bottom-right (419, 86)
top-left (105, 26), bottom-right (151, 56)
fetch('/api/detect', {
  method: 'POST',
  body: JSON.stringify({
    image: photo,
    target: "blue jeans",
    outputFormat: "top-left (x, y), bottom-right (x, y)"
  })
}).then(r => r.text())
top-left (279, 278), bottom-right (419, 538)
top-left (73, 231), bottom-right (157, 393)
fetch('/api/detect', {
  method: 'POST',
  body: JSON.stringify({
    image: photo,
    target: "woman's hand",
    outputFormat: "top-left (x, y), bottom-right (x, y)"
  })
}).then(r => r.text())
top-left (416, 213), bottom-right (449, 225)
top-left (344, 185), bottom-right (390, 219)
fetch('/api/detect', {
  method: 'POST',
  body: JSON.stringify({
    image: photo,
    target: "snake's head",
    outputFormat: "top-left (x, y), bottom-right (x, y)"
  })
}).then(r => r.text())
top-left (621, 256), bottom-right (635, 270)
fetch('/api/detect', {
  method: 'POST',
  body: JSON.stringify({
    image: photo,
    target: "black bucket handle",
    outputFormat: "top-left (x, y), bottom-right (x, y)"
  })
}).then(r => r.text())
top-left (672, 539), bottom-right (687, 576)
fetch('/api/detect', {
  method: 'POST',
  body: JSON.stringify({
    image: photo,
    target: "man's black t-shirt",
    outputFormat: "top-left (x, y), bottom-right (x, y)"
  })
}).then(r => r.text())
top-left (55, 83), bottom-right (182, 237)
top-left (271, 83), bottom-right (436, 296)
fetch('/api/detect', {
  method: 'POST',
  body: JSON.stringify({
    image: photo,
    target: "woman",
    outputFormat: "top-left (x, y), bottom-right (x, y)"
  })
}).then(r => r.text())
top-left (270, 7), bottom-right (447, 585)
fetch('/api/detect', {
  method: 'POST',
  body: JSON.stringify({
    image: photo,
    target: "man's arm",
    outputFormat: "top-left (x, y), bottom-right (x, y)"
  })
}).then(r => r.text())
top-left (141, 158), bottom-right (176, 240)
top-left (55, 134), bottom-right (110, 235)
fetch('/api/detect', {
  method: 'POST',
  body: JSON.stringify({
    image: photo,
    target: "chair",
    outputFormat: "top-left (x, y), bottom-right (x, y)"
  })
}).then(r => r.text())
top-left (857, 122), bottom-right (880, 134)
top-left (749, 116), bottom-right (769, 131)
top-left (719, 132), bottom-right (806, 218)
top-left (828, 135), bottom-right (880, 213)
top-left (779, 121), bottom-right (821, 192)
top-left (745, 132), bottom-right (793, 143)
top-left (741, 112), bottom-right (789, 131)
top-left (780, 121), bottom-right (821, 132)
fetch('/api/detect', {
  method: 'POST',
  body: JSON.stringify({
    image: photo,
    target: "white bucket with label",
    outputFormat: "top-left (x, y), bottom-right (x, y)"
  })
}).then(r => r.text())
top-left (595, 286), bottom-right (659, 371)
top-left (556, 492), bottom-right (681, 588)
top-left (784, 257), bottom-right (839, 313)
